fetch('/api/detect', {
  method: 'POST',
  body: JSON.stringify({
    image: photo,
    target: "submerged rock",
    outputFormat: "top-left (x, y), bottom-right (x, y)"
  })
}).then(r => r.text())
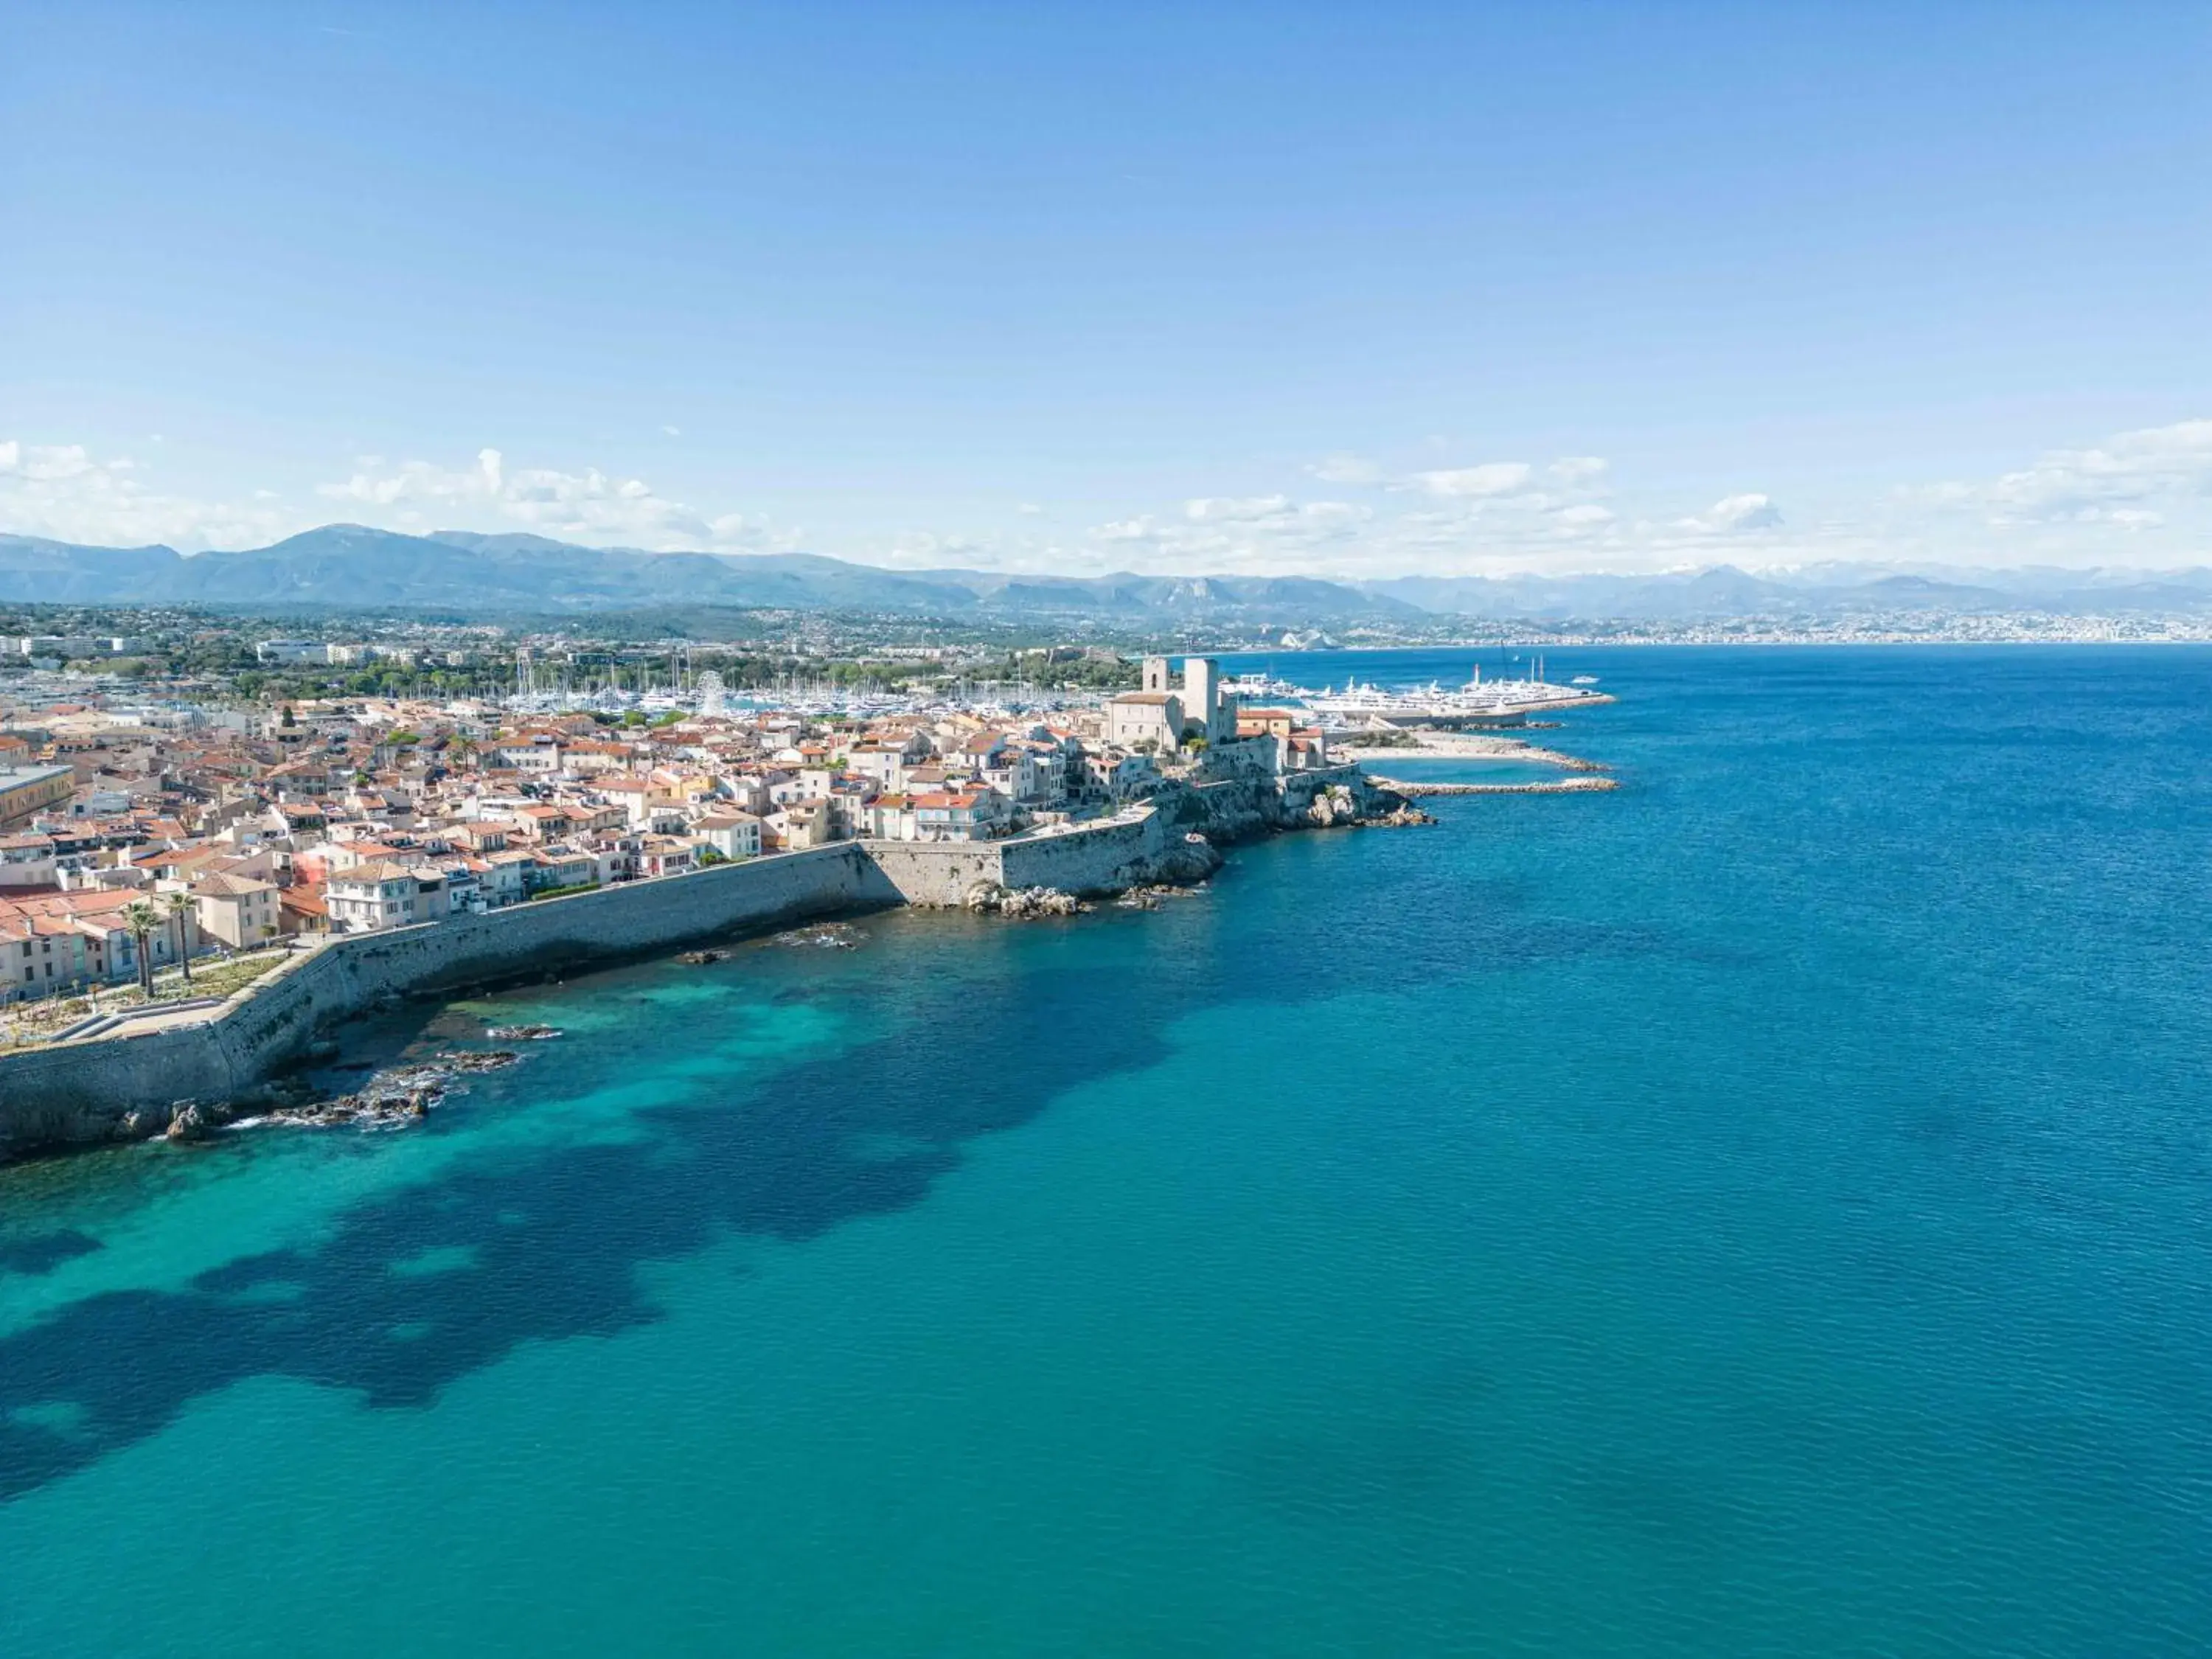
top-left (764, 923), bottom-right (863, 949)
top-left (1115, 883), bottom-right (1206, 911)
top-left (674, 949), bottom-right (729, 965)
top-left (1364, 803), bottom-right (1437, 827)
top-left (438, 1049), bottom-right (522, 1075)
top-left (485, 1023), bottom-right (563, 1040)
top-left (262, 1050), bottom-right (521, 1134)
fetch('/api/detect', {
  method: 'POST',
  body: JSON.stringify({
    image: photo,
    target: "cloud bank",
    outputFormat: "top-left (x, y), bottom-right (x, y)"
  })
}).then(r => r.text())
top-left (317, 449), bottom-right (796, 552)
top-left (3, 418), bottom-right (2207, 577)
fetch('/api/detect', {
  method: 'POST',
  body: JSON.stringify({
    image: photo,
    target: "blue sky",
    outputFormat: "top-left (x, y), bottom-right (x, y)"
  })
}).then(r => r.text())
top-left (3, 3), bottom-right (2208, 574)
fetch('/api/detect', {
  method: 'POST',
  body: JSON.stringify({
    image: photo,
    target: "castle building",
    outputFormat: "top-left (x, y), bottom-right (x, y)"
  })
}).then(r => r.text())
top-left (1107, 657), bottom-right (1237, 750)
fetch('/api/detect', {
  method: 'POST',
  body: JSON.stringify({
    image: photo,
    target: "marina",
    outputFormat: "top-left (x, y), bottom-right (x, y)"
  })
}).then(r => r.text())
top-left (1228, 660), bottom-right (1615, 730)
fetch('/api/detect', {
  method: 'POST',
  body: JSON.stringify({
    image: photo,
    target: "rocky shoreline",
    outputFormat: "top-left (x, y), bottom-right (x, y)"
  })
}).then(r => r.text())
top-left (956, 773), bottom-right (1436, 920)
top-left (142, 1046), bottom-right (531, 1147)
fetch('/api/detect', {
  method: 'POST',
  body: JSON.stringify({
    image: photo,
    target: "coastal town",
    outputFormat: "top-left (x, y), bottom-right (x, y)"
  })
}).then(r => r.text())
top-left (0, 647), bottom-right (1362, 1036)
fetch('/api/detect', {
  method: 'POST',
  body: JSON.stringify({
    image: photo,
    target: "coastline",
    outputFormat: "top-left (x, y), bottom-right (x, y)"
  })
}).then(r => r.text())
top-left (0, 763), bottom-right (1414, 1164)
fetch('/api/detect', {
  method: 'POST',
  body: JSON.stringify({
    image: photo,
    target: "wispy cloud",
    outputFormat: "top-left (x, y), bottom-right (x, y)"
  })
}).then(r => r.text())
top-left (315, 448), bottom-right (797, 551)
top-left (1413, 462), bottom-right (1534, 499)
top-left (8, 417), bottom-right (2208, 577)
top-left (1308, 452), bottom-right (1385, 484)
top-left (0, 439), bottom-right (293, 550)
top-left (1676, 493), bottom-right (1783, 535)
top-left (1909, 418), bottom-right (2212, 527)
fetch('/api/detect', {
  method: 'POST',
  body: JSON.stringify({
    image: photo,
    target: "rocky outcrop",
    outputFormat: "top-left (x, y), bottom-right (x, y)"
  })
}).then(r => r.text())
top-left (963, 883), bottom-right (1091, 919)
top-left (95, 1048), bottom-right (529, 1147)
top-left (1304, 783), bottom-right (1362, 828)
top-left (1295, 778), bottom-right (1431, 830)
top-left (263, 1050), bottom-right (520, 1133)
top-left (1151, 832), bottom-right (1226, 883)
top-left (164, 1102), bottom-right (215, 1144)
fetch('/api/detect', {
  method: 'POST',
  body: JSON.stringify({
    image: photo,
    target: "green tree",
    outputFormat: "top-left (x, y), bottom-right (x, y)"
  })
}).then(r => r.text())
top-left (122, 900), bottom-right (160, 995)
top-left (163, 891), bottom-right (197, 987)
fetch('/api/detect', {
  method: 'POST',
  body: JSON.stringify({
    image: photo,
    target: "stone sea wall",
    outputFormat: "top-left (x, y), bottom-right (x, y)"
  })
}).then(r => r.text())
top-left (0, 843), bottom-right (891, 1158)
top-left (997, 810), bottom-right (1173, 896)
top-left (863, 841), bottom-right (1013, 906)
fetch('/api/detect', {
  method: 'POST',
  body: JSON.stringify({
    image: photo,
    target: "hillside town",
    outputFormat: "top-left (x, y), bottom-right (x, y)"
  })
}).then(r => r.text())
top-left (0, 655), bottom-right (1332, 1020)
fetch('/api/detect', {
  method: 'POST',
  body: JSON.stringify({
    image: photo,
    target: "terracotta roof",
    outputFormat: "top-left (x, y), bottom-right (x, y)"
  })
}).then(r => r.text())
top-left (192, 871), bottom-right (276, 898)
top-left (280, 887), bottom-right (328, 918)
top-left (333, 860), bottom-right (417, 885)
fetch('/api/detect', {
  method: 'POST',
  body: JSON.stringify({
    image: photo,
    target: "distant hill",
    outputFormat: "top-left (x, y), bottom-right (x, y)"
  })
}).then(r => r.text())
top-left (1, 526), bottom-right (2208, 622)
top-left (0, 526), bottom-right (1419, 622)
top-left (1360, 562), bottom-right (2212, 619)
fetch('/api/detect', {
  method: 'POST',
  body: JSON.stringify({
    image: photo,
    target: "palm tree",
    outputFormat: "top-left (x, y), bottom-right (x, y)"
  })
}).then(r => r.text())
top-left (122, 900), bottom-right (160, 996)
top-left (163, 891), bottom-right (197, 987)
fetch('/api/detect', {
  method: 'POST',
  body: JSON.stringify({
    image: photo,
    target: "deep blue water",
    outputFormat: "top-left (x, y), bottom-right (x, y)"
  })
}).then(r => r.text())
top-left (4, 646), bottom-right (2211, 1655)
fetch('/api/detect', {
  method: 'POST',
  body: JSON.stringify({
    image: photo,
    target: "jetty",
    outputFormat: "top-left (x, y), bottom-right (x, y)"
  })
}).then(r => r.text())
top-left (1371, 775), bottom-right (1620, 796)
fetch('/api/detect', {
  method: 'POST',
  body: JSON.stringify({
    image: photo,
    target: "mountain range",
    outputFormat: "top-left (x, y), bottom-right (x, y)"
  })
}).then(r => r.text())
top-left (3, 524), bottom-right (2211, 623)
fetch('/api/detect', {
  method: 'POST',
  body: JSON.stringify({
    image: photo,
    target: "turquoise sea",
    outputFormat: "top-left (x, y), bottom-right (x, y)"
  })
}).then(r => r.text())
top-left (4, 646), bottom-right (2211, 1656)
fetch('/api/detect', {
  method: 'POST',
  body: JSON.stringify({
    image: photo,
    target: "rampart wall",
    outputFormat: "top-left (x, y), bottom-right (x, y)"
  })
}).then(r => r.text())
top-left (995, 810), bottom-right (1170, 894)
top-left (0, 843), bottom-right (891, 1157)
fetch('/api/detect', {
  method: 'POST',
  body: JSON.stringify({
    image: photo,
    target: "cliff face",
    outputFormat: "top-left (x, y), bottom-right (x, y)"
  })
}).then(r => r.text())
top-left (1148, 764), bottom-right (1408, 846)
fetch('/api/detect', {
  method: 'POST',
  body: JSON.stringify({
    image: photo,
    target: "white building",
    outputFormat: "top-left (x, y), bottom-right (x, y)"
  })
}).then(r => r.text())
top-left (695, 812), bottom-right (764, 861)
top-left (326, 860), bottom-right (422, 933)
top-left (254, 640), bottom-right (330, 664)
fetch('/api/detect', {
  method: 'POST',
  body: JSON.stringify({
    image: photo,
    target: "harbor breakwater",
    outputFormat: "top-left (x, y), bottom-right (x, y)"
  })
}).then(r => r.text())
top-left (1373, 775), bottom-right (1621, 796)
top-left (0, 765), bottom-right (1396, 1159)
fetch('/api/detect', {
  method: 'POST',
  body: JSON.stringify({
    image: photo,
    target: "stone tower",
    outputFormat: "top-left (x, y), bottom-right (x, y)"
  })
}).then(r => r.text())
top-left (1142, 655), bottom-right (1170, 694)
top-left (1181, 656), bottom-right (1217, 739)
